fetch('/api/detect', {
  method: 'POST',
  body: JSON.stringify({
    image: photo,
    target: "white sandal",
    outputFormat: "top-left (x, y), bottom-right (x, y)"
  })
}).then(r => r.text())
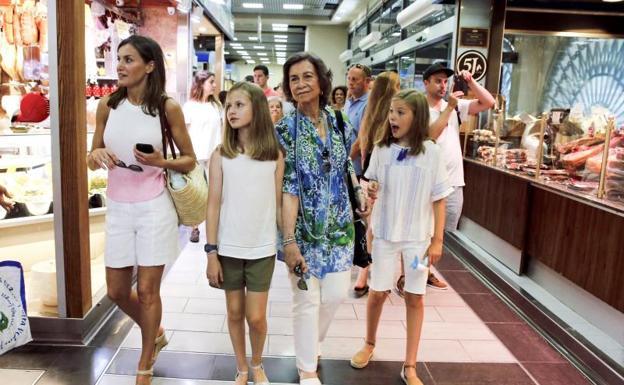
top-left (251, 363), bottom-right (270, 385)
top-left (234, 369), bottom-right (249, 385)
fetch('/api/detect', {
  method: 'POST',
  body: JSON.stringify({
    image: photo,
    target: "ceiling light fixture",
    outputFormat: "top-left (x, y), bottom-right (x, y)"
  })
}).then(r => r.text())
top-left (242, 3), bottom-right (263, 9)
top-left (275, 39), bottom-right (288, 43)
top-left (274, 34), bottom-right (288, 39)
top-left (253, 45), bottom-right (265, 49)
top-left (283, 4), bottom-right (304, 10)
top-left (248, 36), bottom-right (259, 41)
top-left (272, 23), bottom-right (289, 31)
top-left (257, 52), bottom-right (267, 56)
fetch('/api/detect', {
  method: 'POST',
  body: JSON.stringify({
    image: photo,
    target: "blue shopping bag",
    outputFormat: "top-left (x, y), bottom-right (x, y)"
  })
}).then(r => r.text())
top-left (0, 261), bottom-right (32, 355)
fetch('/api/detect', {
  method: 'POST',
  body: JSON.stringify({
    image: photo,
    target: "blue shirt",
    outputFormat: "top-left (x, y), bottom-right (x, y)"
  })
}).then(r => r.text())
top-left (345, 92), bottom-right (369, 175)
top-left (276, 107), bottom-right (356, 279)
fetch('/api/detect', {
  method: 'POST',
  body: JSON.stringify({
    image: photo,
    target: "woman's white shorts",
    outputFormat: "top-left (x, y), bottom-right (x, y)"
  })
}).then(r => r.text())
top-left (370, 238), bottom-right (430, 295)
top-left (104, 191), bottom-right (179, 268)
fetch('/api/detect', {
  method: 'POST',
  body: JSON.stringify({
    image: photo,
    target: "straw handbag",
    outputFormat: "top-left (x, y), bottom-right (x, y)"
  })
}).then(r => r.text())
top-left (159, 98), bottom-right (208, 226)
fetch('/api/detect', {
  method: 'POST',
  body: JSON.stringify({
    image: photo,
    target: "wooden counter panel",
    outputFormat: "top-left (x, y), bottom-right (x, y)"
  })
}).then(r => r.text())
top-left (463, 161), bottom-right (529, 249)
top-left (526, 187), bottom-right (624, 312)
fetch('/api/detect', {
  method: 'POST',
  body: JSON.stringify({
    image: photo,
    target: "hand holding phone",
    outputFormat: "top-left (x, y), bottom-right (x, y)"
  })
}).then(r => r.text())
top-left (135, 143), bottom-right (154, 154)
top-left (452, 74), bottom-right (468, 94)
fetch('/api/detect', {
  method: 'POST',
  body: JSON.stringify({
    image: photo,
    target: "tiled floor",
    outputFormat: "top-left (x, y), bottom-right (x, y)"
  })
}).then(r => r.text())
top-left (0, 233), bottom-right (595, 385)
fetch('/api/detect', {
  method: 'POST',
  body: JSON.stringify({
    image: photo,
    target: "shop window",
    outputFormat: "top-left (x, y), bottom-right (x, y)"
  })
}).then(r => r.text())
top-left (403, 3), bottom-right (455, 38)
top-left (370, 0), bottom-right (403, 54)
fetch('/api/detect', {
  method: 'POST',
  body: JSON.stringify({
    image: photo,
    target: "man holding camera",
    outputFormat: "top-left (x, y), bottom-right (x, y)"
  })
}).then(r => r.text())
top-left (422, 63), bottom-right (495, 290)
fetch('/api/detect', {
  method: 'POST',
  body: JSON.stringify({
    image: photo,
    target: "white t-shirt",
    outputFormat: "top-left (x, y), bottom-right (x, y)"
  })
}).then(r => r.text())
top-left (364, 141), bottom-right (453, 242)
top-left (429, 99), bottom-right (470, 187)
top-left (218, 154), bottom-right (277, 259)
top-left (183, 100), bottom-right (223, 161)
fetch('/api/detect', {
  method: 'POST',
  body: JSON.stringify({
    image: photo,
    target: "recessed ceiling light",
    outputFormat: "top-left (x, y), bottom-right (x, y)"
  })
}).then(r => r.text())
top-left (274, 34), bottom-right (288, 39)
top-left (242, 56), bottom-right (252, 59)
top-left (283, 4), bottom-right (304, 10)
top-left (224, 51), bottom-right (230, 55)
top-left (275, 39), bottom-right (288, 43)
top-left (198, 26), bottom-right (207, 33)
top-left (253, 45), bottom-right (265, 49)
top-left (233, 37), bottom-right (238, 41)
top-left (276, 53), bottom-right (287, 57)
top-left (272, 23), bottom-right (288, 31)
top-left (275, 47), bottom-right (287, 51)
top-left (248, 36), bottom-right (259, 41)
top-left (603, 0), bottom-right (623, 2)
top-left (247, 60), bottom-right (256, 63)
top-left (257, 52), bottom-right (267, 56)
top-left (242, 3), bottom-right (263, 9)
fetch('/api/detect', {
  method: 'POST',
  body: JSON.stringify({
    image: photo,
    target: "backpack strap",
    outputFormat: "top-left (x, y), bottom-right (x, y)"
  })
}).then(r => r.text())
top-left (159, 96), bottom-right (177, 159)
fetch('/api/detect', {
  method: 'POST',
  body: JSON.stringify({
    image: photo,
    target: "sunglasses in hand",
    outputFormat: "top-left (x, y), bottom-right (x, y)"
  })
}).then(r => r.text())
top-left (115, 160), bottom-right (144, 172)
top-left (294, 264), bottom-right (308, 291)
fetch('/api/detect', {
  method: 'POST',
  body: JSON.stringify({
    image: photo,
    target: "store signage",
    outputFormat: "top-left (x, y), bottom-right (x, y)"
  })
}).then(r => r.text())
top-left (460, 28), bottom-right (489, 48)
top-left (456, 50), bottom-right (487, 82)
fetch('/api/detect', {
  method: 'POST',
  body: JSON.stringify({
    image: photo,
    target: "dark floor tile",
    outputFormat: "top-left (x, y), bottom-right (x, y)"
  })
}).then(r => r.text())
top-left (88, 308), bottom-right (135, 349)
top-left (487, 323), bottom-right (567, 364)
top-left (442, 271), bottom-right (490, 294)
top-left (34, 346), bottom-right (115, 385)
top-left (107, 349), bottom-right (217, 379)
top-left (317, 361), bottom-right (433, 385)
top-left (436, 250), bottom-right (468, 271)
top-left (0, 344), bottom-right (62, 369)
top-left (523, 363), bottom-right (593, 385)
top-left (461, 293), bottom-right (523, 323)
top-left (426, 362), bottom-right (535, 385)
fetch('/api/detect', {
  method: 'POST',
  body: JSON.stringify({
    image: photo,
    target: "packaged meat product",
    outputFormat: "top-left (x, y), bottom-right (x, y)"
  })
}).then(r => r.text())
top-left (585, 153), bottom-right (603, 174)
top-left (568, 180), bottom-right (598, 192)
top-left (12, 5), bottom-right (22, 46)
top-left (607, 158), bottom-right (624, 170)
top-left (4, 5), bottom-right (15, 44)
top-left (562, 144), bottom-right (604, 169)
top-left (19, 2), bottom-right (37, 46)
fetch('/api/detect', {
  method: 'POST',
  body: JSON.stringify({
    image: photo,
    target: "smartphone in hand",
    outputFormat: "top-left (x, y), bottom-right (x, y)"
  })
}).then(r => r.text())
top-left (452, 74), bottom-right (468, 94)
top-left (136, 143), bottom-right (154, 153)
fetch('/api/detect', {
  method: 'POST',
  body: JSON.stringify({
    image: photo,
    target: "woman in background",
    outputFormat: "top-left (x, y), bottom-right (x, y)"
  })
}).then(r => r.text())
top-left (268, 96), bottom-right (284, 125)
top-left (183, 71), bottom-right (223, 243)
top-left (331, 85), bottom-right (347, 111)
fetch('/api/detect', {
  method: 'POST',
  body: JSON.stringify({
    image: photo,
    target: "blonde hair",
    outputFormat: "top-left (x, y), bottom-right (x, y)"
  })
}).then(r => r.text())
top-left (221, 82), bottom-right (282, 161)
top-left (359, 71), bottom-right (400, 157)
top-left (377, 89), bottom-right (430, 156)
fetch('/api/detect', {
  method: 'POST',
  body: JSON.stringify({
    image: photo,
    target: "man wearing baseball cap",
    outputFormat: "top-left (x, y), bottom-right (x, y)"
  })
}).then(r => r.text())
top-left (423, 62), bottom-right (495, 290)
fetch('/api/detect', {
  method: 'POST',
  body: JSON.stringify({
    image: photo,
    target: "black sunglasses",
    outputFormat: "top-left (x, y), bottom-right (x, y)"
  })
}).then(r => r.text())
top-left (349, 63), bottom-right (372, 77)
top-left (115, 160), bottom-right (143, 172)
top-left (294, 264), bottom-right (308, 291)
top-left (321, 149), bottom-right (331, 173)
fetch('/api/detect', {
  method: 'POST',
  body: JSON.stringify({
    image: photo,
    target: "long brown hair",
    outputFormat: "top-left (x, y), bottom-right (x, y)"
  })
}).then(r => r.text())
top-left (221, 82), bottom-right (281, 161)
top-left (107, 35), bottom-right (166, 116)
top-left (377, 89), bottom-right (430, 156)
top-left (359, 71), bottom-right (399, 157)
top-left (190, 71), bottom-right (220, 107)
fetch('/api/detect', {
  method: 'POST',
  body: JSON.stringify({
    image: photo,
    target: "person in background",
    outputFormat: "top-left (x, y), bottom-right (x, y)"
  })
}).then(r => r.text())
top-left (422, 63), bottom-right (495, 290)
top-left (344, 63), bottom-right (371, 297)
top-left (183, 71), bottom-right (223, 243)
top-left (218, 90), bottom-right (228, 106)
top-left (0, 184), bottom-right (13, 211)
top-left (277, 52), bottom-right (368, 385)
top-left (87, 35), bottom-right (196, 385)
top-left (268, 96), bottom-right (284, 125)
top-left (330, 86), bottom-right (347, 111)
top-left (205, 82), bottom-right (284, 385)
top-left (274, 82), bottom-right (295, 115)
top-left (245, 75), bottom-right (255, 83)
top-left (253, 65), bottom-right (279, 98)
top-left (350, 90), bottom-right (452, 385)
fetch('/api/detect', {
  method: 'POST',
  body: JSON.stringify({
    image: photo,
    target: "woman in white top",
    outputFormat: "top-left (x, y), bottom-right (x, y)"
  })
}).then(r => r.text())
top-left (205, 82), bottom-right (284, 385)
top-left (183, 71), bottom-right (223, 243)
top-left (87, 35), bottom-right (196, 385)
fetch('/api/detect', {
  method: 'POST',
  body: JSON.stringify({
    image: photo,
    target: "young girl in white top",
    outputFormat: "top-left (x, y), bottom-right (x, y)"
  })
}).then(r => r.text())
top-left (350, 90), bottom-right (453, 385)
top-left (205, 82), bottom-right (284, 385)
top-left (183, 71), bottom-right (223, 243)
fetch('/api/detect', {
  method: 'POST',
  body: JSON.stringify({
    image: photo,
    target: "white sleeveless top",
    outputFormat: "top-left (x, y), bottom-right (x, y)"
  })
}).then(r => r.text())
top-left (218, 154), bottom-right (277, 259)
top-left (103, 100), bottom-right (165, 202)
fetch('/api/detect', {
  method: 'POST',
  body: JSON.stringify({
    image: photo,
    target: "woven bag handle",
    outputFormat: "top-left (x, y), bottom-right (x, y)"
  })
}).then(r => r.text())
top-left (159, 96), bottom-right (177, 160)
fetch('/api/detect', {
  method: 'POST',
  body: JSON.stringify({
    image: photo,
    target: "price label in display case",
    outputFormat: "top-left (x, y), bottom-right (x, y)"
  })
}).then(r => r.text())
top-left (457, 50), bottom-right (487, 82)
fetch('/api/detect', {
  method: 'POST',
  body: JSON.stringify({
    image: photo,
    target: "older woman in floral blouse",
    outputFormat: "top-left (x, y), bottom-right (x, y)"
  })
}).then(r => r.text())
top-left (276, 52), bottom-right (367, 385)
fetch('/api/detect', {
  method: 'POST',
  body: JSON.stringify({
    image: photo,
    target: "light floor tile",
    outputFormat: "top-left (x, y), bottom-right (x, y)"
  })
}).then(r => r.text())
top-left (423, 291), bottom-right (467, 307)
top-left (166, 331), bottom-right (250, 354)
top-left (353, 304), bottom-right (443, 322)
top-left (121, 329), bottom-right (175, 349)
top-left (326, 320), bottom-right (405, 338)
top-left (417, 339), bottom-right (472, 362)
top-left (184, 298), bottom-right (228, 315)
top-left (162, 312), bottom-right (225, 333)
top-left (269, 302), bottom-right (356, 320)
top-left (420, 321), bottom-right (496, 341)
top-left (0, 369), bottom-right (44, 385)
top-left (267, 335), bottom-right (295, 357)
top-left (435, 306), bottom-right (483, 323)
top-left (162, 297), bottom-right (189, 313)
top-left (460, 340), bottom-right (517, 363)
top-left (99, 374), bottom-right (295, 385)
top-left (320, 337), bottom-right (366, 359)
top-left (221, 316), bottom-right (294, 336)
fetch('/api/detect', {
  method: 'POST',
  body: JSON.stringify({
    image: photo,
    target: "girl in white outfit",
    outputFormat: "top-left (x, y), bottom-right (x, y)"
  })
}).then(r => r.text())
top-left (349, 90), bottom-right (453, 385)
top-left (183, 71), bottom-right (223, 243)
top-left (205, 82), bottom-right (285, 385)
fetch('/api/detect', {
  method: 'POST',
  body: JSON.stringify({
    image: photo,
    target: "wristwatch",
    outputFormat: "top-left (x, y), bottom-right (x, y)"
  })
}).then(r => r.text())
top-left (204, 243), bottom-right (218, 254)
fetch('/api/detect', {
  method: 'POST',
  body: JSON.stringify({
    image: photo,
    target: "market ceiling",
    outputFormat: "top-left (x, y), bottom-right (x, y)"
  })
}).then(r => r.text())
top-left (226, 0), bottom-right (350, 66)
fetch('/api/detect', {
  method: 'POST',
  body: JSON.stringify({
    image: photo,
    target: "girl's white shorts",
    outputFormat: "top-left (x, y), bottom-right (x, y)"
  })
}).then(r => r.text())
top-left (370, 238), bottom-right (430, 295)
top-left (104, 191), bottom-right (179, 268)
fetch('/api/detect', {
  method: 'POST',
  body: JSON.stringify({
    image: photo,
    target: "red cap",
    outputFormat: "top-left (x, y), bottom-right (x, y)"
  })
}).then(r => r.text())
top-left (16, 93), bottom-right (50, 123)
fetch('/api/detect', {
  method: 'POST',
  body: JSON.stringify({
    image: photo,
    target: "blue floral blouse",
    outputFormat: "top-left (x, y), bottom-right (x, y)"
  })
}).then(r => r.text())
top-left (276, 106), bottom-right (356, 279)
